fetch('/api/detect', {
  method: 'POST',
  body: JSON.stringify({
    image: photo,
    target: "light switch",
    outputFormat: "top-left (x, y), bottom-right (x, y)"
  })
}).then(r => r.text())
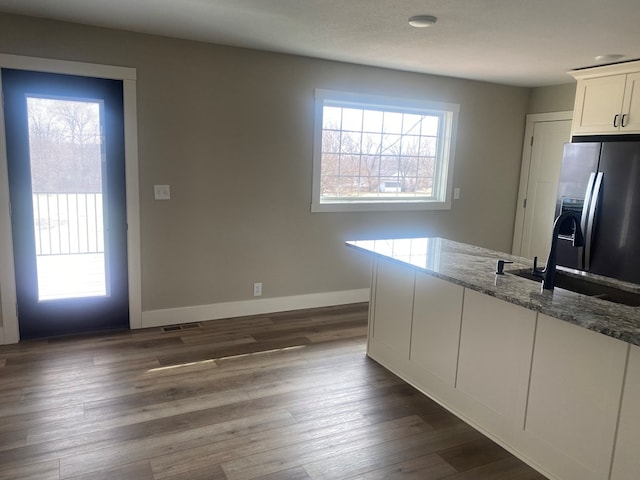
top-left (453, 187), bottom-right (461, 200)
top-left (154, 185), bottom-right (171, 200)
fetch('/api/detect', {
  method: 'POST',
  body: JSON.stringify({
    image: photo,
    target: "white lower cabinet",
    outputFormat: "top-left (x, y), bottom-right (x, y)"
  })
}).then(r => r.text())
top-left (610, 344), bottom-right (640, 480)
top-left (369, 257), bottom-right (415, 367)
top-left (521, 314), bottom-right (628, 480)
top-left (367, 263), bottom-right (636, 480)
top-left (455, 290), bottom-right (536, 443)
top-left (410, 273), bottom-right (463, 387)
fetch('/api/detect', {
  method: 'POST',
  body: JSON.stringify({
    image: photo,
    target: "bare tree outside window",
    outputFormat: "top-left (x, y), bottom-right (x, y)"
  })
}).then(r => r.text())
top-left (28, 98), bottom-right (103, 194)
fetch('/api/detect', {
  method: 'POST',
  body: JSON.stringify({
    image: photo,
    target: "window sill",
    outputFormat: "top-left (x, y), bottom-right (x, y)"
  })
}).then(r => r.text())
top-left (311, 200), bottom-right (452, 213)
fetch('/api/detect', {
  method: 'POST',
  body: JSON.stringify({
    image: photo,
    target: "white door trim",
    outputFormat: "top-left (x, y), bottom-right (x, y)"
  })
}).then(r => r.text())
top-left (512, 111), bottom-right (573, 256)
top-left (0, 54), bottom-right (141, 343)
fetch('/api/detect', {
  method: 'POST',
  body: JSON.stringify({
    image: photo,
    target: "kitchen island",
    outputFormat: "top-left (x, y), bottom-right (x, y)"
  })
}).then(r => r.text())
top-left (347, 238), bottom-right (640, 480)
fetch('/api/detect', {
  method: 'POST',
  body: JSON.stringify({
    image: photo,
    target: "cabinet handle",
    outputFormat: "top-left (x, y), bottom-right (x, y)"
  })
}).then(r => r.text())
top-left (621, 114), bottom-right (628, 128)
top-left (614, 114), bottom-right (619, 128)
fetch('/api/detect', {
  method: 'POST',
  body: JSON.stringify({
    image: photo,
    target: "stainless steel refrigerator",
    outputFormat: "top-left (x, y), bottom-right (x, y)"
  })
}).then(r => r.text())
top-left (554, 141), bottom-right (640, 284)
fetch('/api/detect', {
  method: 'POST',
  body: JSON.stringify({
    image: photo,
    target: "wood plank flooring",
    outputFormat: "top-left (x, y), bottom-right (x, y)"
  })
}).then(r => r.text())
top-left (0, 303), bottom-right (548, 479)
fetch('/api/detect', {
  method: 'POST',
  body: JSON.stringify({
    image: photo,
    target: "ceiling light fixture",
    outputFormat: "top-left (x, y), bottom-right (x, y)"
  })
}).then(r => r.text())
top-left (594, 54), bottom-right (624, 62)
top-left (408, 15), bottom-right (438, 28)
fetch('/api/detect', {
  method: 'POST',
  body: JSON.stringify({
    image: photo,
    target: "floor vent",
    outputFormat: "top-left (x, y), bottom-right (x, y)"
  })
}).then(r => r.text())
top-left (162, 323), bottom-right (201, 332)
top-left (181, 323), bottom-right (201, 330)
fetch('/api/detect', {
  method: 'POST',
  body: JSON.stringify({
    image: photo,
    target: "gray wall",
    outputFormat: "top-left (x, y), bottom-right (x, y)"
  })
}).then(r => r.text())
top-left (528, 83), bottom-right (576, 114)
top-left (0, 13), bottom-right (531, 313)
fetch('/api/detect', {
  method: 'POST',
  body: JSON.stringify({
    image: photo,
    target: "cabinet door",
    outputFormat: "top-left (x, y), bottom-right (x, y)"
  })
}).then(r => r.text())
top-left (371, 257), bottom-right (415, 359)
top-left (523, 314), bottom-right (627, 480)
top-left (620, 72), bottom-right (640, 133)
top-left (410, 273), bottom-right (463, 386)
top-left (610, 344), bottom-right (640, 480)
top-left (456, 290), bottom-right (536, 431)
top-left (573, 74), bottom-right (627, 135)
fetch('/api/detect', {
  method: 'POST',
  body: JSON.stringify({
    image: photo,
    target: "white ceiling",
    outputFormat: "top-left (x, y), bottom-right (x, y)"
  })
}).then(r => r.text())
top-left (1, 0), bottom-right (640, 87)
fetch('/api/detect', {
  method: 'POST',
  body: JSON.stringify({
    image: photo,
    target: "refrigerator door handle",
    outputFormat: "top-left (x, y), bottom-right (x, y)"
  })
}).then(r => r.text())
top-left (585, 172), bottom-right (603, 271)
top-left (580, 173), bottom-right (596, 234)
top-left (576, 172), bottom-right (597, 270)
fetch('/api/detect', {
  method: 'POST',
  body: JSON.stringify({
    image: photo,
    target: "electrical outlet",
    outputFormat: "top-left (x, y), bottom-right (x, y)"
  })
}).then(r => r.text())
top-left (253, 282), bottom-right (263, 297)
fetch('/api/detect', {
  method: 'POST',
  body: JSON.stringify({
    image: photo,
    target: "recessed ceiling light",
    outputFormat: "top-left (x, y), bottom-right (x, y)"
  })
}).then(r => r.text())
top-left (408, 15), bottom-right (438, 28)
top-left (594, 54), bottom-right (624, 62)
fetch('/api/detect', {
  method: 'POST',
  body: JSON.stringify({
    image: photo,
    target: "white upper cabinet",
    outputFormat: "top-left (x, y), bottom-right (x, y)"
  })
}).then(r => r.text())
top-left (572, 74), bottom-right (627, 134)
top-left (620, 72), bottom-right (640, 132)
top-left (570, 60), bottom-right (640, 136)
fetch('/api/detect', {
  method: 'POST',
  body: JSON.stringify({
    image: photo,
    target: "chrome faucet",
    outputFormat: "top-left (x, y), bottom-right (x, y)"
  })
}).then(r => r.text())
top-left (535, 211), bottom-right (585, 291)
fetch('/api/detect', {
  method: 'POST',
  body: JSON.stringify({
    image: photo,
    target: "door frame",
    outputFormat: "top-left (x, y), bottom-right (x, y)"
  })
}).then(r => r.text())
top-left (0, 54), bottom-right (141, 344)
top-left (512, 111), bottom-right (573, 257)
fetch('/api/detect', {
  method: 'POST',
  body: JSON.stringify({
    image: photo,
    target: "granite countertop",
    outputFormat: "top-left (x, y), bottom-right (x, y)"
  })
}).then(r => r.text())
top-left (346, 237), bottom-right (640, 347)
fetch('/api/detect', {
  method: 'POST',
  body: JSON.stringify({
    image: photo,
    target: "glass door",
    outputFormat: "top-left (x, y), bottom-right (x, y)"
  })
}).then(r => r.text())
top-left (2, 69), bottom-right (129, 339)
top-left (29, 96), bottom-right (108, 300)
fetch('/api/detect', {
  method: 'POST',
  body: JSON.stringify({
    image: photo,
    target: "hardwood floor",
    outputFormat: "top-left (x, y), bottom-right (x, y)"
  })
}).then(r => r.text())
top-left (0, 303), bottom-right (547, 479)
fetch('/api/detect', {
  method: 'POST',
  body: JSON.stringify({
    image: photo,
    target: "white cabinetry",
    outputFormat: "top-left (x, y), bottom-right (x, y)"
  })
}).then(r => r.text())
top-left (570, 60), bottom-right (640, 135)
top-left (410, 273), bottom-right (463, 387)
top-left (522, 314), bottom-right (628, 480)
top-left (610, 344), bottom-right (640, 480)
top-left (369, 257), bottom-right (415, 365)
top-left (456, 290), bottom-right (536, 441)
top-left (365, 256), bottom-right (635, 480)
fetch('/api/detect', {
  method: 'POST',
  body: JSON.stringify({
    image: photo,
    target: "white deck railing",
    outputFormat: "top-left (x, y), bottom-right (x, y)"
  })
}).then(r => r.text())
top-left (32, 193), bottom-right (104, 256)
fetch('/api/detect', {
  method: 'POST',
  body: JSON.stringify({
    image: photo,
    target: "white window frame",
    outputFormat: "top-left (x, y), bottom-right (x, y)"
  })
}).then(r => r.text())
top-left (311, 89), bottom-right (459, 213)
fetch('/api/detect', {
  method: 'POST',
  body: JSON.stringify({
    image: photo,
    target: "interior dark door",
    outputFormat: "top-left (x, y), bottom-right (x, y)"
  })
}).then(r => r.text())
top-left (2, 69), bottom-right (129, 339)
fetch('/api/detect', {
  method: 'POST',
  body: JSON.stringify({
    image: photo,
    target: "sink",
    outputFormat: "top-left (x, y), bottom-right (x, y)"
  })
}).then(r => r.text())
top-left (508, 268), bottom-right (640, 307)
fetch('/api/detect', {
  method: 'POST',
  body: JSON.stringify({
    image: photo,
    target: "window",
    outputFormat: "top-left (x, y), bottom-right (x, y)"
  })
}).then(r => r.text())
top-left (312, 89), bottom-right (459, 212)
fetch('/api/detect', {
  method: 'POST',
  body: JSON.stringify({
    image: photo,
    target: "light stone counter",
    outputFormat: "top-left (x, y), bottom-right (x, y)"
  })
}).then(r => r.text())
top-left (347, 237), bottom-right (640, 346)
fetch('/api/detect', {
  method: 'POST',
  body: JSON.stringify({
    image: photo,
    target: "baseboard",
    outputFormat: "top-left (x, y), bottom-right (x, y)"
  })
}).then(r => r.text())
top-left (0, 326), bottom-right (4, 345)
top-left (140, 288), bottom-right (370, 329)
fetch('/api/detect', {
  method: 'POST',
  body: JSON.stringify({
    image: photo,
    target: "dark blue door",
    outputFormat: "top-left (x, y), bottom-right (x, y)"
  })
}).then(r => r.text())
top-left (2, 69), bottom-right (129, 338)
